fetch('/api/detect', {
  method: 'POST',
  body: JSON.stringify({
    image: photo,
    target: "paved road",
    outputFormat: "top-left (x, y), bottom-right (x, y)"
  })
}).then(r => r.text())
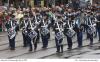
top-left (42, 38), bottom-right (100, 59)
top-left (0, 30), bottom-right (99, 59)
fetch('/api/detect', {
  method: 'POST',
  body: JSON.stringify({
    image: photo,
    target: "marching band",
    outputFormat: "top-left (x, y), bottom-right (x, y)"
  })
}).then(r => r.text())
top-left (2, 4), bottom-right (100, 53)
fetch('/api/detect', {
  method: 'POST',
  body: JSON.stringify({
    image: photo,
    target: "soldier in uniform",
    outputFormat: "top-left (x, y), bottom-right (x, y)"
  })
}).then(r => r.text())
top-left (32, 13), bottom-right (41, 51)
top-left (54, 15), bottom-right (63, 53)
top-left (96, 11), bottom-right (100, 42)
top-left (73, 10), bottom-right (84, 48)
top-left (83, 11), bottom-right (90, 39)
top-left (40, 15), bottom-right (50, 49)
top-left (26, 13), bottom-right (40, 51)
top-left (63, 15), bottom-right (75, 50)
top-left (27, 25), bottom-right (33, 51)
top-left (22, 15), bottom-right (29, 47)
top-left (26, 15), bottom-right (37, 51)
top-left (47, 16), bottom-right (51, 40)
top-left (35, 13), bottom-right (43, 43)
top-left (6, 15), bottom-right (17, 50)
top-left (84, 11), bottom-right (96, 46)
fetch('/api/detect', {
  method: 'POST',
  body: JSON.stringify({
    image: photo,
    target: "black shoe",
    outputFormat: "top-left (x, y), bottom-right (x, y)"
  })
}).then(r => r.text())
top-left (56, 51), bottom-right (60, 53)
top-left (89, 44), bottom-right (93, 47)
top-left (98, 46), bottom-right (100, 49)
top-left (42, 46), bottom-right (47, 49)
top-left (67, 48), bottom-right (72, 51)
top-left (78, 46), bottom-right (82, 48)
top-left (34, 48), bottom-right (36, 52)
top-left (10, 48), bottom-right (15, 50)
top-left (43, 47), bottom-right (48, 49)
top-left (23, 45), bottom-right (27, 47)
top-left (90, 42), bottom-right (93, 46)
top-left (98, 40), bottom-right (100, 42)
top-left (29, 49), bottom-right (33, 51)
top-left (86, 37), bottom-right (89, 39)
top-left (34, 50), bottom-right (36, 52)
top-left (42, 46), bottom-right (45, 48)
top-left (61, 45), bottom-right (63, 53)
top-left (60, 51), bottom-right (63, 53)
top-left (67, 47), bottom-right (72, 50)
top-left (94, 36), bottom-right (97, 38)
top-left (37, 41), bottom-right (40, 43)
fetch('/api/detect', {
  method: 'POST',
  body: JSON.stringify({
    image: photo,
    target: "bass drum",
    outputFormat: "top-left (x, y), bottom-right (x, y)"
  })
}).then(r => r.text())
top-left (87, 25), bottom-right (96, 35)
top-left (41, 28), bottom-right (49, 36)
top-left (28, 30), bottom-right (37, 40)
top-left (55, 32), bottom-right (63, 41)
top-left (8, 28), bottom-right (16, 39)
top-left (66, 29), bottom-right (75, 38)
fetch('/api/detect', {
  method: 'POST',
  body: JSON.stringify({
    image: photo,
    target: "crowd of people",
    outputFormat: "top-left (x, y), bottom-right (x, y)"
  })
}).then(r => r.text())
top-left (0, 3), bottom-right (100, 53)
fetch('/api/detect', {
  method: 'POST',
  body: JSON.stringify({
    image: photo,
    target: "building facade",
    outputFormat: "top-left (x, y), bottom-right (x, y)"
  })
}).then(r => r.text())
top-left (93, 0), bottom-right (100, 4)
top-left (29, 0), bottom-right (69, 7)
top-left (0, 0), bottom-right (99, 7)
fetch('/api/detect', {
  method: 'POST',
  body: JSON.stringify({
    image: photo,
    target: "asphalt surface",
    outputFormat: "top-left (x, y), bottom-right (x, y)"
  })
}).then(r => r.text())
top-left (0, 30), bottom-right (100, 59)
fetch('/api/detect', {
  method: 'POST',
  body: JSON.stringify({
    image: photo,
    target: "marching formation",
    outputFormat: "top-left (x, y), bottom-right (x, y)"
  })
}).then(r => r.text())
top-left (1, 4), bottom-right (100, 53)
